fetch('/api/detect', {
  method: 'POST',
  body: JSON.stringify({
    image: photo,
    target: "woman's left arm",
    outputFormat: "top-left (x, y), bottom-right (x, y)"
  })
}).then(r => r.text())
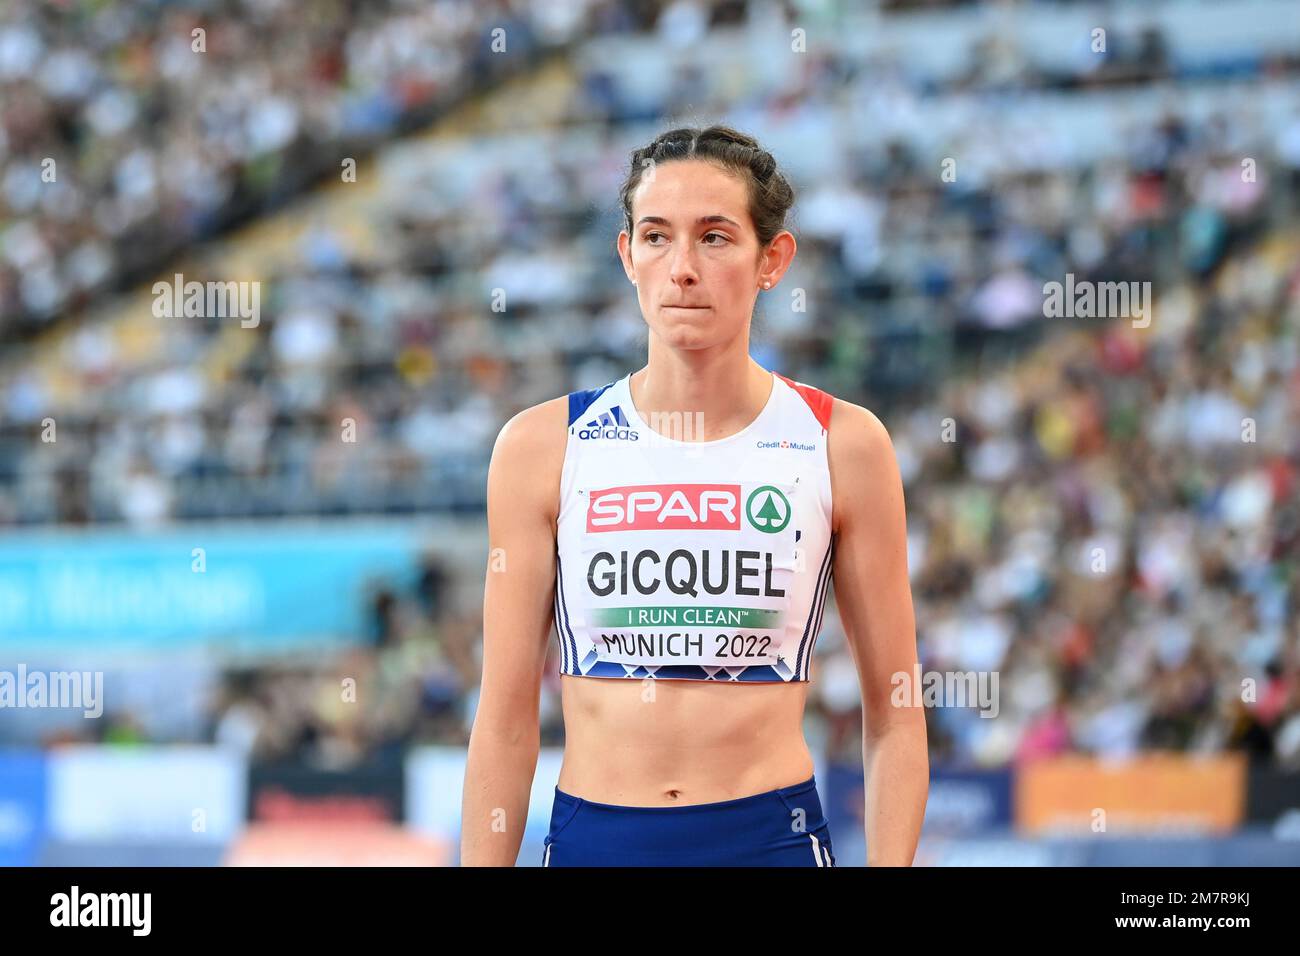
top-left (826, 399), bottom-right (929, 865)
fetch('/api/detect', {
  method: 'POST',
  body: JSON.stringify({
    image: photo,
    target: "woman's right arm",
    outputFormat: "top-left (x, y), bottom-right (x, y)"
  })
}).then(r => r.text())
top-left (459, 397), bottom-right (567, 866)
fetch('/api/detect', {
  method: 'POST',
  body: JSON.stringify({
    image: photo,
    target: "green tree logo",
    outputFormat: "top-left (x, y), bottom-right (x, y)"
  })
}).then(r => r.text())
top-left (746, 486), bottom-right (791, 533)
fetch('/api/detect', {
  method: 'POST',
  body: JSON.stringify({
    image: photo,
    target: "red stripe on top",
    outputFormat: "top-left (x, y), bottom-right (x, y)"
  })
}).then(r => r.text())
top-left (774, 372), bottom-right (834, 432)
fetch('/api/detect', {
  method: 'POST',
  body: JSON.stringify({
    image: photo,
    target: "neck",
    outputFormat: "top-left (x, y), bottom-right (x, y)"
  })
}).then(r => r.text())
top-left (631, 336), bottom-right (773, 442)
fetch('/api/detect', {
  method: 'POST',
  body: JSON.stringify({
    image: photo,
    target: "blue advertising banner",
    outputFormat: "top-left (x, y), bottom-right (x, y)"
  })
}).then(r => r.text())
top-left (925, 766), bottom-right (1014, 834)
top-left (0, 520), bottom-right (439, 652)
top-left (0, 750), bottom-right (46, 866)
top-left (824, 761), bottom-right (1013, 856)
top-left (47, 745), bottom-right (246, 843)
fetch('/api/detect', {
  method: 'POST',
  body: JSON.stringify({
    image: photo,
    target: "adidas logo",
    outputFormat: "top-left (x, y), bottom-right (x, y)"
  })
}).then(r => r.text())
top-left (576, 405), bottom-right (639, 441)
top-left (586, 406), bottom-right (630, 428)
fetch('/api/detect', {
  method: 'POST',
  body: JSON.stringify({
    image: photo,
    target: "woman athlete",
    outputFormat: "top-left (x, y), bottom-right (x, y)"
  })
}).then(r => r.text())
top-left (461, 125), bottom-right (928, 866)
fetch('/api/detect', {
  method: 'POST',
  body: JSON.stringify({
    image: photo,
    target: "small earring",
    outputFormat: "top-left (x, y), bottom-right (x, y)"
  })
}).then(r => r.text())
top-left (762, 281), bottom-right (770, 289)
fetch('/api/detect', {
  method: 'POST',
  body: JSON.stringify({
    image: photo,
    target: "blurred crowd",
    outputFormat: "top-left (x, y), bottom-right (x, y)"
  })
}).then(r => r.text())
top-left (3, 0), bottom-right (1297, 336)
top-left (2, 1), bottom-right (1298, 771)
top-left (814, 228), bottom-right (1300, 771)
top-left (206, 554), bottom-right (483, 767)
top-left (4, 1), bottom-right (1299, 524)
top-left (0, 0), bottom-right (618, 334)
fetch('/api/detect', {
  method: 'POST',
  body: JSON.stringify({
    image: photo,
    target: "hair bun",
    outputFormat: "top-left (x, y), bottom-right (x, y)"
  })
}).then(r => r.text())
top-left (751, 151), bottom-right (776, 181)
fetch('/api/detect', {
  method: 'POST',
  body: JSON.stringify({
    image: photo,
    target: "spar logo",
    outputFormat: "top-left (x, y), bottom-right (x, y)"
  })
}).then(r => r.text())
top-left (586, 483), bottom-right (792, 534)
top-left (746, 485), bottom-right (790, 533)
top-left (587, 483), bottom-right (740, 532)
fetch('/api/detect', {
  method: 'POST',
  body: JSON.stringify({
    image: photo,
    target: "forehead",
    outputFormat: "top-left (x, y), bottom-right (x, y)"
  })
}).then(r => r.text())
top-left (631, 160), bottom-right (750, 223)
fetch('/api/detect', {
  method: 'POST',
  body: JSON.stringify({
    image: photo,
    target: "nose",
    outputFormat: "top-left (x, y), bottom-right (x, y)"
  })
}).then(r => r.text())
top-left (669, 241), bottom-right (700, 288)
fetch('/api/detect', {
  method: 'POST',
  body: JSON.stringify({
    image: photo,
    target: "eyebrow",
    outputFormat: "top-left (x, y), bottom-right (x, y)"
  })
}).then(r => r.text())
top-left (636, 215), bottom-right (741, 228)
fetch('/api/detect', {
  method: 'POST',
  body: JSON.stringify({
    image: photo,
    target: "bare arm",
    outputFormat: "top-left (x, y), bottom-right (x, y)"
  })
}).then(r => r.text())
top-left (459, 397), bottom-right (566, 866)
top-left (827, 399), bottom-right (928, 866)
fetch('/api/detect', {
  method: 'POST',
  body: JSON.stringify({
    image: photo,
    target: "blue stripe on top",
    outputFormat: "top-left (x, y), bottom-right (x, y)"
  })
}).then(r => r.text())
top-left (795, 538), bottom-right (835, 680)
top-left (567, 383), bottom-right (615, 427)
top-left (555, 554), bottom-right (579, 672)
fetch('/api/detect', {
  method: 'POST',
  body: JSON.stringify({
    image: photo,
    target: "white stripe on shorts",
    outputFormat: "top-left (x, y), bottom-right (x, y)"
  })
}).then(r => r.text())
top-left (543, 843), bottom-right (551, 867)
top-left (809, 833), bottom-right (825, 867)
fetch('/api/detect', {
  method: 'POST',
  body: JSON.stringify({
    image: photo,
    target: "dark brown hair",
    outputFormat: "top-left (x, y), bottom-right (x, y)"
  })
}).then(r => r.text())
top-left (619, 125), bottom-right (796, 255)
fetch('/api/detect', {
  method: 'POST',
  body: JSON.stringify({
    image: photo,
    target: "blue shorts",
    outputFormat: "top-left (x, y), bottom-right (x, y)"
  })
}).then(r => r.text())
top-left (541, 775), bottom-right (837, 867)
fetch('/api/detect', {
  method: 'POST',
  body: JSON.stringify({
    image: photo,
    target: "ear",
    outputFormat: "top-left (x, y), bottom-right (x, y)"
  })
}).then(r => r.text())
top-left (757, 231), bottom-right (797, 288)
top-left (617, 230), bottom-right (636, 284)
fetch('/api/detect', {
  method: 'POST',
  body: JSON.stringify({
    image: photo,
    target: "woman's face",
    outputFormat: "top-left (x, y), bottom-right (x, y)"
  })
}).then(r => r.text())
top-left (618, 159), bottom-right (793, 352)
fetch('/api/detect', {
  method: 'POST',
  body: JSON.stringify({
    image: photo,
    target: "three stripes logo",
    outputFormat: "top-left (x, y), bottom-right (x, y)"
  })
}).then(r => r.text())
top-left (575, 405), bottom-right (639, 441)
top-left (591, 406), bottom-right (629, 427)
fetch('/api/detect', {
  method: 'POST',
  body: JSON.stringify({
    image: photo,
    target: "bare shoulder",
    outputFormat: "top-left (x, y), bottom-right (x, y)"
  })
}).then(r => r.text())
top-left (487, 395), bottom-right (570, 523)
top-left (492, 394), bottom-right (569, 458)
top-left (826, 397), bottom-right (901, 533)
top-left (827, 397), bottom-right (894, 464)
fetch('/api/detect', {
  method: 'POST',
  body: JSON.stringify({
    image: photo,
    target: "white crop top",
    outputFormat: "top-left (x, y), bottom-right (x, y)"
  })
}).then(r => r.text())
top-left (553, 368), bottom-right (836, 682)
